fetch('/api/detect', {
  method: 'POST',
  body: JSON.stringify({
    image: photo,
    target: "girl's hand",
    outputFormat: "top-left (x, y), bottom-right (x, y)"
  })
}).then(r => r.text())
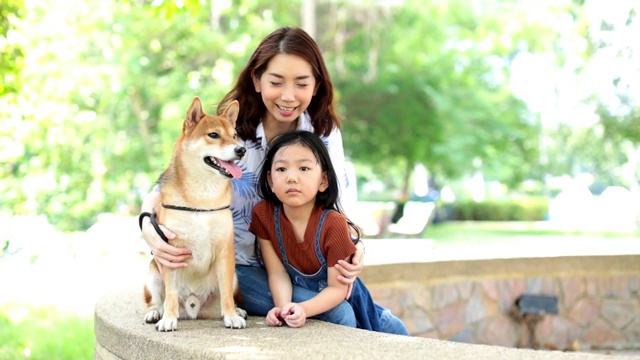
top-left (335, 242), bottom-right (365, 299)
top-left (141, 217), bottom-right (191, 270)
top-left (265, 307), bottom-right (285, 327)
top-left (281, 303), bottom-right (306, 328)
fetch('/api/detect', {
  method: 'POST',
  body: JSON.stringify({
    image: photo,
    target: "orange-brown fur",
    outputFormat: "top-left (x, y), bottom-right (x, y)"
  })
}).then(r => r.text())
top-left (143, 97), bottom-right (247, 331)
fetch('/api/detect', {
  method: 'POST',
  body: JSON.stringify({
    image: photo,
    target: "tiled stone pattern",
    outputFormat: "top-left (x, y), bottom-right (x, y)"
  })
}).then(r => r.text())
top-left (369, 275), bottom-right (640, 351)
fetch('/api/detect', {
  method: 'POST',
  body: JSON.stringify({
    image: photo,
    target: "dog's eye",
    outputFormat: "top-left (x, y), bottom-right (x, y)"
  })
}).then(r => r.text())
top-left (208, 132), bottom-right (220, 139)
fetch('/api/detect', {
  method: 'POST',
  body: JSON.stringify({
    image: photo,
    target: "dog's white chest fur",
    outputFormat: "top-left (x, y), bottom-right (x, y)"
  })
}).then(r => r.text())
top-left (166, 210), bottom-right (233, 275)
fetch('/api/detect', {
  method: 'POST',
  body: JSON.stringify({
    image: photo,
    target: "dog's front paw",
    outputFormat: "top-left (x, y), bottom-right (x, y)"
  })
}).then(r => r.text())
top-left (223, 314), bottom-right (246, 329)
top-left (155, 316), bottom-right (178, 332)
top-left (236, 307), bottom-right (248, 319)
top-left (144, 309), bottom-right (162, 324)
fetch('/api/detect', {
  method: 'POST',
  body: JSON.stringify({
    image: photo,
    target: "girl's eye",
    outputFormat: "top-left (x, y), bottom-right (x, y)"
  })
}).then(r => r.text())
top-left (297, 83), bottom-right (308, 88)
top-left (270, 81), bottom-right (282, 86)
top-left (300, 166), bottom-right (310, 171)
top-left (275, 167), bottom-right (286, 172)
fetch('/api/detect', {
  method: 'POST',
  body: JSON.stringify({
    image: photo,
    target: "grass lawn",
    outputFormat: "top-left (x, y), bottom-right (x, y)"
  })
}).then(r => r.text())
top-left (0, 304), bottom-right (94, 360)
top-left (422, 221), bottom-right (640, 244)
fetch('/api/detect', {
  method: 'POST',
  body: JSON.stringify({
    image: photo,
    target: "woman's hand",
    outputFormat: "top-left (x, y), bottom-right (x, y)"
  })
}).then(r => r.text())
top-left (141, 217), bottom-right (191, 269)
top-left (140, 189), bottom-right (191, 270)
top-left (335, 241), bottom-right (365, 299)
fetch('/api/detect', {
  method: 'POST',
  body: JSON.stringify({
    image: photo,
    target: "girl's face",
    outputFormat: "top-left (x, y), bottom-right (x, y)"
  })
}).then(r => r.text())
top-left (253, 54), bottom-right (317, 129)
top-left (268, 143), bottom-right (328, 209)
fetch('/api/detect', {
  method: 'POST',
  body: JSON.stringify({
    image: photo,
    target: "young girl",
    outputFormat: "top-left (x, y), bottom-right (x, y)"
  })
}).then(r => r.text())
top-left (140, 27), bottom-right (366, 327)
top-left (249, 130), bottom-right (408, 335)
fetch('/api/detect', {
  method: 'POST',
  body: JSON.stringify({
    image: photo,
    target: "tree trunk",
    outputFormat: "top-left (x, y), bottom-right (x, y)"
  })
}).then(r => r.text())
top-left (400, 161), bottom-right (413, 200)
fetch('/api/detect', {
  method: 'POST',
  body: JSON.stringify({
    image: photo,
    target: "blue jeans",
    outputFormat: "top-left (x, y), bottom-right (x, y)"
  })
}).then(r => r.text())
top-left (236, 265), bottom-right (409, 335)
top-left (235, 265), bottom-right (357, 327)
top-left (380, 308), bottom-right (410, 336)
top-left (349, 278), bottom-right (410, 336)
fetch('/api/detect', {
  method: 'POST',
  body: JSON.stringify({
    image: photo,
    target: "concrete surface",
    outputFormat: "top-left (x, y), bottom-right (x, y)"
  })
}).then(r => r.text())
top-left (95, 287), bottom-right (639, 360)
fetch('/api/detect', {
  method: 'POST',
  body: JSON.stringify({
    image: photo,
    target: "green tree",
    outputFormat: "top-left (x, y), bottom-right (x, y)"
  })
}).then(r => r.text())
top-left (315, 0), bottom-right (567, 195)
top-left (1, 0), bottom-right (301, 230)
top-left (4, 0), bottom-right (635, 230)
top-left (591, 5), bottom-right (640, 190)
top-left (0, 0), bottom-right (23, 96)
top-left (536, 2), bottom-right (639, 192)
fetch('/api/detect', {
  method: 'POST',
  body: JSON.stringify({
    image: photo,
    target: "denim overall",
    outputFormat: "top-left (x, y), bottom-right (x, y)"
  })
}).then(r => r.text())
top-left (274, 205), bottom-right (384, 331)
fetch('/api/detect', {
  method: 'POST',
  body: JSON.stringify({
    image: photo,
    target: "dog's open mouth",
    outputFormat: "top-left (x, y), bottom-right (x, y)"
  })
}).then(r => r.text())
top-left (204, 157), bottom-right (242, 179)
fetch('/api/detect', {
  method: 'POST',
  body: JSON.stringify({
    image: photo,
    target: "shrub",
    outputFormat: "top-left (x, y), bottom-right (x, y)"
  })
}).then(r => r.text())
top-left (452, 197), bottom-right (548, 221)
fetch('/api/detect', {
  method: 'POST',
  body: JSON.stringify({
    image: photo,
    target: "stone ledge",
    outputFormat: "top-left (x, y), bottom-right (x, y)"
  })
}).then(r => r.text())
top-left (360, 255), bottom-right (640, 286)
top-left (95, 285), bottom-right (636, 359)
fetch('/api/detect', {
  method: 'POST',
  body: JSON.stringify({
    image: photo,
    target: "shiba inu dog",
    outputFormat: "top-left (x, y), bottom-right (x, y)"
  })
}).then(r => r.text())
top-left (143, 96), bottom-right (247, 331)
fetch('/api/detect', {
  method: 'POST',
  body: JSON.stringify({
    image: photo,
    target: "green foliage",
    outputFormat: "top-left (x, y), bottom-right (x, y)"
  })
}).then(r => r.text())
top-left (0, 304), bottom-right (93, 360)
top-left (329, 0), bottom-right (544, 189)
top-left (423, 220), bottom-right (640, 243)
top-left (452, 197), bottom-right (549, 221)
top-left (0, 0), bottom-right (300, 231)
top-left (533, 2), bottom-right (640, 190)
top-left (0, 0), bottom-right (24, 96)
top-left (1, 0), bottom-right (638, 231)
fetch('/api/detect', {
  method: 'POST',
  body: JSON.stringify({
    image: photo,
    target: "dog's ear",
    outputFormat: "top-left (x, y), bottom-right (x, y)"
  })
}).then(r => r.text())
top-left (184, 96), bottom-right (204, 134)
top-left (223, 100), bottom-right (240, 127)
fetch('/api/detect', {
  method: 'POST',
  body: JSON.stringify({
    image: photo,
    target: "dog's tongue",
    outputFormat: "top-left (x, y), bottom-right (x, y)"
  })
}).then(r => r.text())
top-left (218, 160), bottom-right (242, 179)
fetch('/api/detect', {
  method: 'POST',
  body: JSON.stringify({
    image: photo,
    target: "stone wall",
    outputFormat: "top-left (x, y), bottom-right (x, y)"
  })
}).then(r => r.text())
top-left (361, 255), bottom-right (640, 351)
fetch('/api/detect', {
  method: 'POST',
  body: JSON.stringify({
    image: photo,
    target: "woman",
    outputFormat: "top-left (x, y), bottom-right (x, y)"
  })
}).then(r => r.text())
top-left (140, 27), bottom-right (364, 327)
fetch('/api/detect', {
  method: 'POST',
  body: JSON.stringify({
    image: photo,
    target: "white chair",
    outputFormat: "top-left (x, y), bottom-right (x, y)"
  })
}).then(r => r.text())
top-left (386, 201), bottom-right (436, 237)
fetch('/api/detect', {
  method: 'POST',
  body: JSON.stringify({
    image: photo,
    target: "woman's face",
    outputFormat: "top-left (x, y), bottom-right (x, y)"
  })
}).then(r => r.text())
top-left (253, 54), bottom-right (317, 129)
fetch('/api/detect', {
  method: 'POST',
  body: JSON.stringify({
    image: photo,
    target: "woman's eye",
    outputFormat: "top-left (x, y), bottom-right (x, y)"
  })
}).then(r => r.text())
top-left (275, 167), bottom-right (286, 172)
top-left (270, 81), bottom-right (281, 86)
top-left (300, 166), bottom-right (310, 171)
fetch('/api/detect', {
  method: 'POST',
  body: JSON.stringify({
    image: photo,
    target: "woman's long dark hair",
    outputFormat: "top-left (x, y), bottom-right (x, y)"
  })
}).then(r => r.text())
top-left (257, 130), bottom-right (362, 242)
top-left (217, 27), bottom-right (340, 142)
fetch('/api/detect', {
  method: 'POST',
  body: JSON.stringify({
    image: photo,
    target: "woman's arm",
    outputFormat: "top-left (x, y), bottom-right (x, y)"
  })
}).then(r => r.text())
top-left (258, 237), bottom-right (292, 306)
top-left (140, 188), bottom-right (191, 268)
top-left (326, 129), bottom-right (366, 288)
top-left (326, 129), bottom-right (353, 213)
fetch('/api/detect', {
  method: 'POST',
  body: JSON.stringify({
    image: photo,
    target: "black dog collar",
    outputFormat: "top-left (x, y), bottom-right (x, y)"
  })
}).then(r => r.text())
top-left (161, 204), bottom-right (231, 212)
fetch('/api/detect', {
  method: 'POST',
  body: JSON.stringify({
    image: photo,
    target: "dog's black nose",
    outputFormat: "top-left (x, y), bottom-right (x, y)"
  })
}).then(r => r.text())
top-left (235, 146), bottom-right (246, 158)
